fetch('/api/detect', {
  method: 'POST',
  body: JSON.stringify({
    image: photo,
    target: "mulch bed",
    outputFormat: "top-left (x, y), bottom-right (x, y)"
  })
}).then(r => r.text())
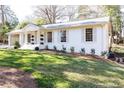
top-left (0, 67), bottom-right (37, 88)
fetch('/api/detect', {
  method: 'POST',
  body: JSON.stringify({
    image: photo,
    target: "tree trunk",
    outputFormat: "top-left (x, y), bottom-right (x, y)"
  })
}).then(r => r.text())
top-left (0, 5), bottom-right (5, 25)
top-left (109, 17), bottom-right (113, 52)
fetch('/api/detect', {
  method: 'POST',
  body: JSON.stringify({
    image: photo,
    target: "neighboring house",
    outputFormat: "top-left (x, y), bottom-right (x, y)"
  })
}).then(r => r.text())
top-left (7, 17), bottom-right (111, 55)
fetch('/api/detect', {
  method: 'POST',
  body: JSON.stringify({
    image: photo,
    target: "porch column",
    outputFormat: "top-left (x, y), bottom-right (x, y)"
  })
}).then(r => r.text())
top-left (19, 33), bottom-right (23, 46)
top-left (8, 34), bottom-right (11, 47)
top-left (37, 30), bottom-right (40, 44)
top-left (25, 32), bottom-right (28, 44)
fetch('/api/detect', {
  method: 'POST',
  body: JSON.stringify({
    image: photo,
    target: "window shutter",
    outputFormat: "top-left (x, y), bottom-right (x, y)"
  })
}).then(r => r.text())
top-left (44, 32), bottom-right (47, 43)
top-left (66, 30), bottom-right (69, 43)
top-left (52, 32), bottom-right (54, 43)
top-left (58, 31), bottom-right (60, 42)
top-left (93, 28), bottom-right (97, 42)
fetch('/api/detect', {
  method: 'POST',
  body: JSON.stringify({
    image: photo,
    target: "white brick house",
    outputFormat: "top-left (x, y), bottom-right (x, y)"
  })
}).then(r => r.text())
top-left (7, 17), bottom-right (111, 55)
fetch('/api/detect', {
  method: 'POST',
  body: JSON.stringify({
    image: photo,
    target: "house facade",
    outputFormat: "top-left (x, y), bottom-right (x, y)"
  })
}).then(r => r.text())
top-left (7, 17), bottom-right (111, 55)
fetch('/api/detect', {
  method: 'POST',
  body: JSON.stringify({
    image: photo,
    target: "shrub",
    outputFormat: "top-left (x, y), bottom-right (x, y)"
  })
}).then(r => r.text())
top-left (14, 41), bottom-right (20, 49)
top-left (62, 45), bottom-right (66, 53)
top-left (81, 48), bottom-right (85, 55)
top-left (35, 47), bottom-right (39, 51)
top-left (70, 47), bottom-right (75, 53)
top-left (45, 45), bottom-right (48, 50)
top-left (91, 48), bottom-right (95, 55)
top-left (101, 51), bottom-right (107, 56)
top-left (53, 46), bottom-right (57, 51)
top-left (107, 51), bottom-right (115, 59)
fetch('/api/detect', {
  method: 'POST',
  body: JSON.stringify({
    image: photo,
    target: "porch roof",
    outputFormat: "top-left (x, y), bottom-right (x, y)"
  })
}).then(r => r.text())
top-left (6, 29), bottom-right (22, 34)
top-left (7, 23), bottom-right (41, 34)
top-left (22, 23), bottom-right (40, 32)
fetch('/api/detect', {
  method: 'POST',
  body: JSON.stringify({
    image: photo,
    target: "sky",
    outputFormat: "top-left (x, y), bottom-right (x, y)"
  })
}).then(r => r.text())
top-left (10, 5), bottom-right (34, 22)
top-left (10, 5), bottom-right (124, 22)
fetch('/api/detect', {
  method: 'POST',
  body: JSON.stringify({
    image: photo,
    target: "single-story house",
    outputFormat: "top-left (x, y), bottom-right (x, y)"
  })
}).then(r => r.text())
top-left (7, 17), bottom-right (111, 55)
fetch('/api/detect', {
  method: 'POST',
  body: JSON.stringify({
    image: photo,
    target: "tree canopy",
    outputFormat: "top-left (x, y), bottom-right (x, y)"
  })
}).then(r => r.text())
top-left (0, 5), bottom-right (19, 44)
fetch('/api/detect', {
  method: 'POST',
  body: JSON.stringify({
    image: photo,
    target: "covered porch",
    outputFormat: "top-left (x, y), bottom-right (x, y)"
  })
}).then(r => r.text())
top-left (8, 24), bottom-right (46, 50)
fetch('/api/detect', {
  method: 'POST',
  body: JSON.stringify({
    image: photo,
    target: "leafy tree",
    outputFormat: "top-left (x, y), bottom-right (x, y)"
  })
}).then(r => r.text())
top-left (104, 5), bottom-right (122, 45)
top-left (0, 5), bottom-right (19, 44)
top-left (16, 18), bottom-right (45, 29)
top-left (32, 18), bottom-right (46, 26)
top-left (0, 22), bottom-right (11, 44)
top-left (16, 21), bottom-right (29, 29)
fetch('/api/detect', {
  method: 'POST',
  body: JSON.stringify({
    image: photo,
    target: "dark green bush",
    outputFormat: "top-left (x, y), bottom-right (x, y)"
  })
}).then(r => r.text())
top-left (101, 51), bottom-right (107, 56)
top-left (35, 47), bottom-right (39, 51)
top-left (81, 48), bottom-right (85, 55)
top-left (62, 46), bottom-right (66, 53)
top-left (91, 48), bottom-right (95, 55)
top-left (45, 45), bottom-right (48, 50)
top-left (14, 41), bottom-right (20, 49)
top-left (53, 46), bottom-right (57, 51)
top-left (70, 47), bottom-right (75, 53)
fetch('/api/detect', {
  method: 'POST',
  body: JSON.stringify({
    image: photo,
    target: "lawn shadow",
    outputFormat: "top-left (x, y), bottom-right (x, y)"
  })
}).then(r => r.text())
top-left (1, 49), bottom-right (124, 87)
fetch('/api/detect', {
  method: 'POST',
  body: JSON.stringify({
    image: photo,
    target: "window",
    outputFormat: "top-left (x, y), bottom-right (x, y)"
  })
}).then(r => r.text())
top-left (27, 34), bottom-right (31, 43)
top-left (85, 28), bottom-right (93, 41)
top-left (47, 32), bottom-right (52, 42)
top-left (60, 30), bottom-right (66, 42)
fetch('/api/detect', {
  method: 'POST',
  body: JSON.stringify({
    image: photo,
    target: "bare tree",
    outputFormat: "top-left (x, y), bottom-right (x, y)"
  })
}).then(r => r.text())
top-left (0, 5), bottom-right (19, 27)
top-left (77, 5), bottom-right (105, 19)
top-left (34, 5), bottom-right (65, 24)
top-left (0, 5), bottom-right (5, 25)
top-left (64, 6), bottom-right (78, 21)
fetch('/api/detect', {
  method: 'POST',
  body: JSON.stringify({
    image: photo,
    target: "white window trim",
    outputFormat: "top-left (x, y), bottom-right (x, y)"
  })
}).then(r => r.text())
top-left (59, 29), bottom-right (68, 43)
top-left (85, 28), bottom-right (94, 43)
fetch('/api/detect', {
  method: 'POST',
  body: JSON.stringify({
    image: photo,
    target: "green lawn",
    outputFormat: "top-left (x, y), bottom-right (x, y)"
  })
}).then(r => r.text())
top-left (0, 49), bottom-right (124, 88)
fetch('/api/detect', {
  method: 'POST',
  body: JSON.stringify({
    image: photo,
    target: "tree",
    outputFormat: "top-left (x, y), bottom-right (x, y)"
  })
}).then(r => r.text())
top-left (16, 18), bottom-right (45, 29)
top-left (0, 5), bottom-right (19, 44)
top-left (0, 5), bottom-right (19, 28)
top-left (63, 6), bottom-right (78, 21)
top-left (77, 5), bottom-right (91, 19)
top-left (16, 21), bottom-right (29, 29)
top-left (34, 5), bottom-right (65, 24)
top-left (32, 18), bottom-right (46, 26)
top-left (77, 5), bottom-right (105, 19)
top-left (0, 22), bottom-right (11, 44)
top-left (104, 5), bottom-right (122, 45)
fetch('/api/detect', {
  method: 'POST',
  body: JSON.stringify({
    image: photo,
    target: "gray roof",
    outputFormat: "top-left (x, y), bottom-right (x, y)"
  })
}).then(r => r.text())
top-left (8, 17), bottom-right (110, 34)
top-left (42, 17), bottom-right (110, 29)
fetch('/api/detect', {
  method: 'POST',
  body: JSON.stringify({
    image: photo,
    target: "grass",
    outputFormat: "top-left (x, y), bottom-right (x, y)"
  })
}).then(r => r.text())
top-left (0, 49), bottom-right (124, 87)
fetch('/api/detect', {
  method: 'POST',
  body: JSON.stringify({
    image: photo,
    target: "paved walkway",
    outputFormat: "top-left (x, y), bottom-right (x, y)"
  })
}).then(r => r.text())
top-left (0, 45), bottom-right (9, 49)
